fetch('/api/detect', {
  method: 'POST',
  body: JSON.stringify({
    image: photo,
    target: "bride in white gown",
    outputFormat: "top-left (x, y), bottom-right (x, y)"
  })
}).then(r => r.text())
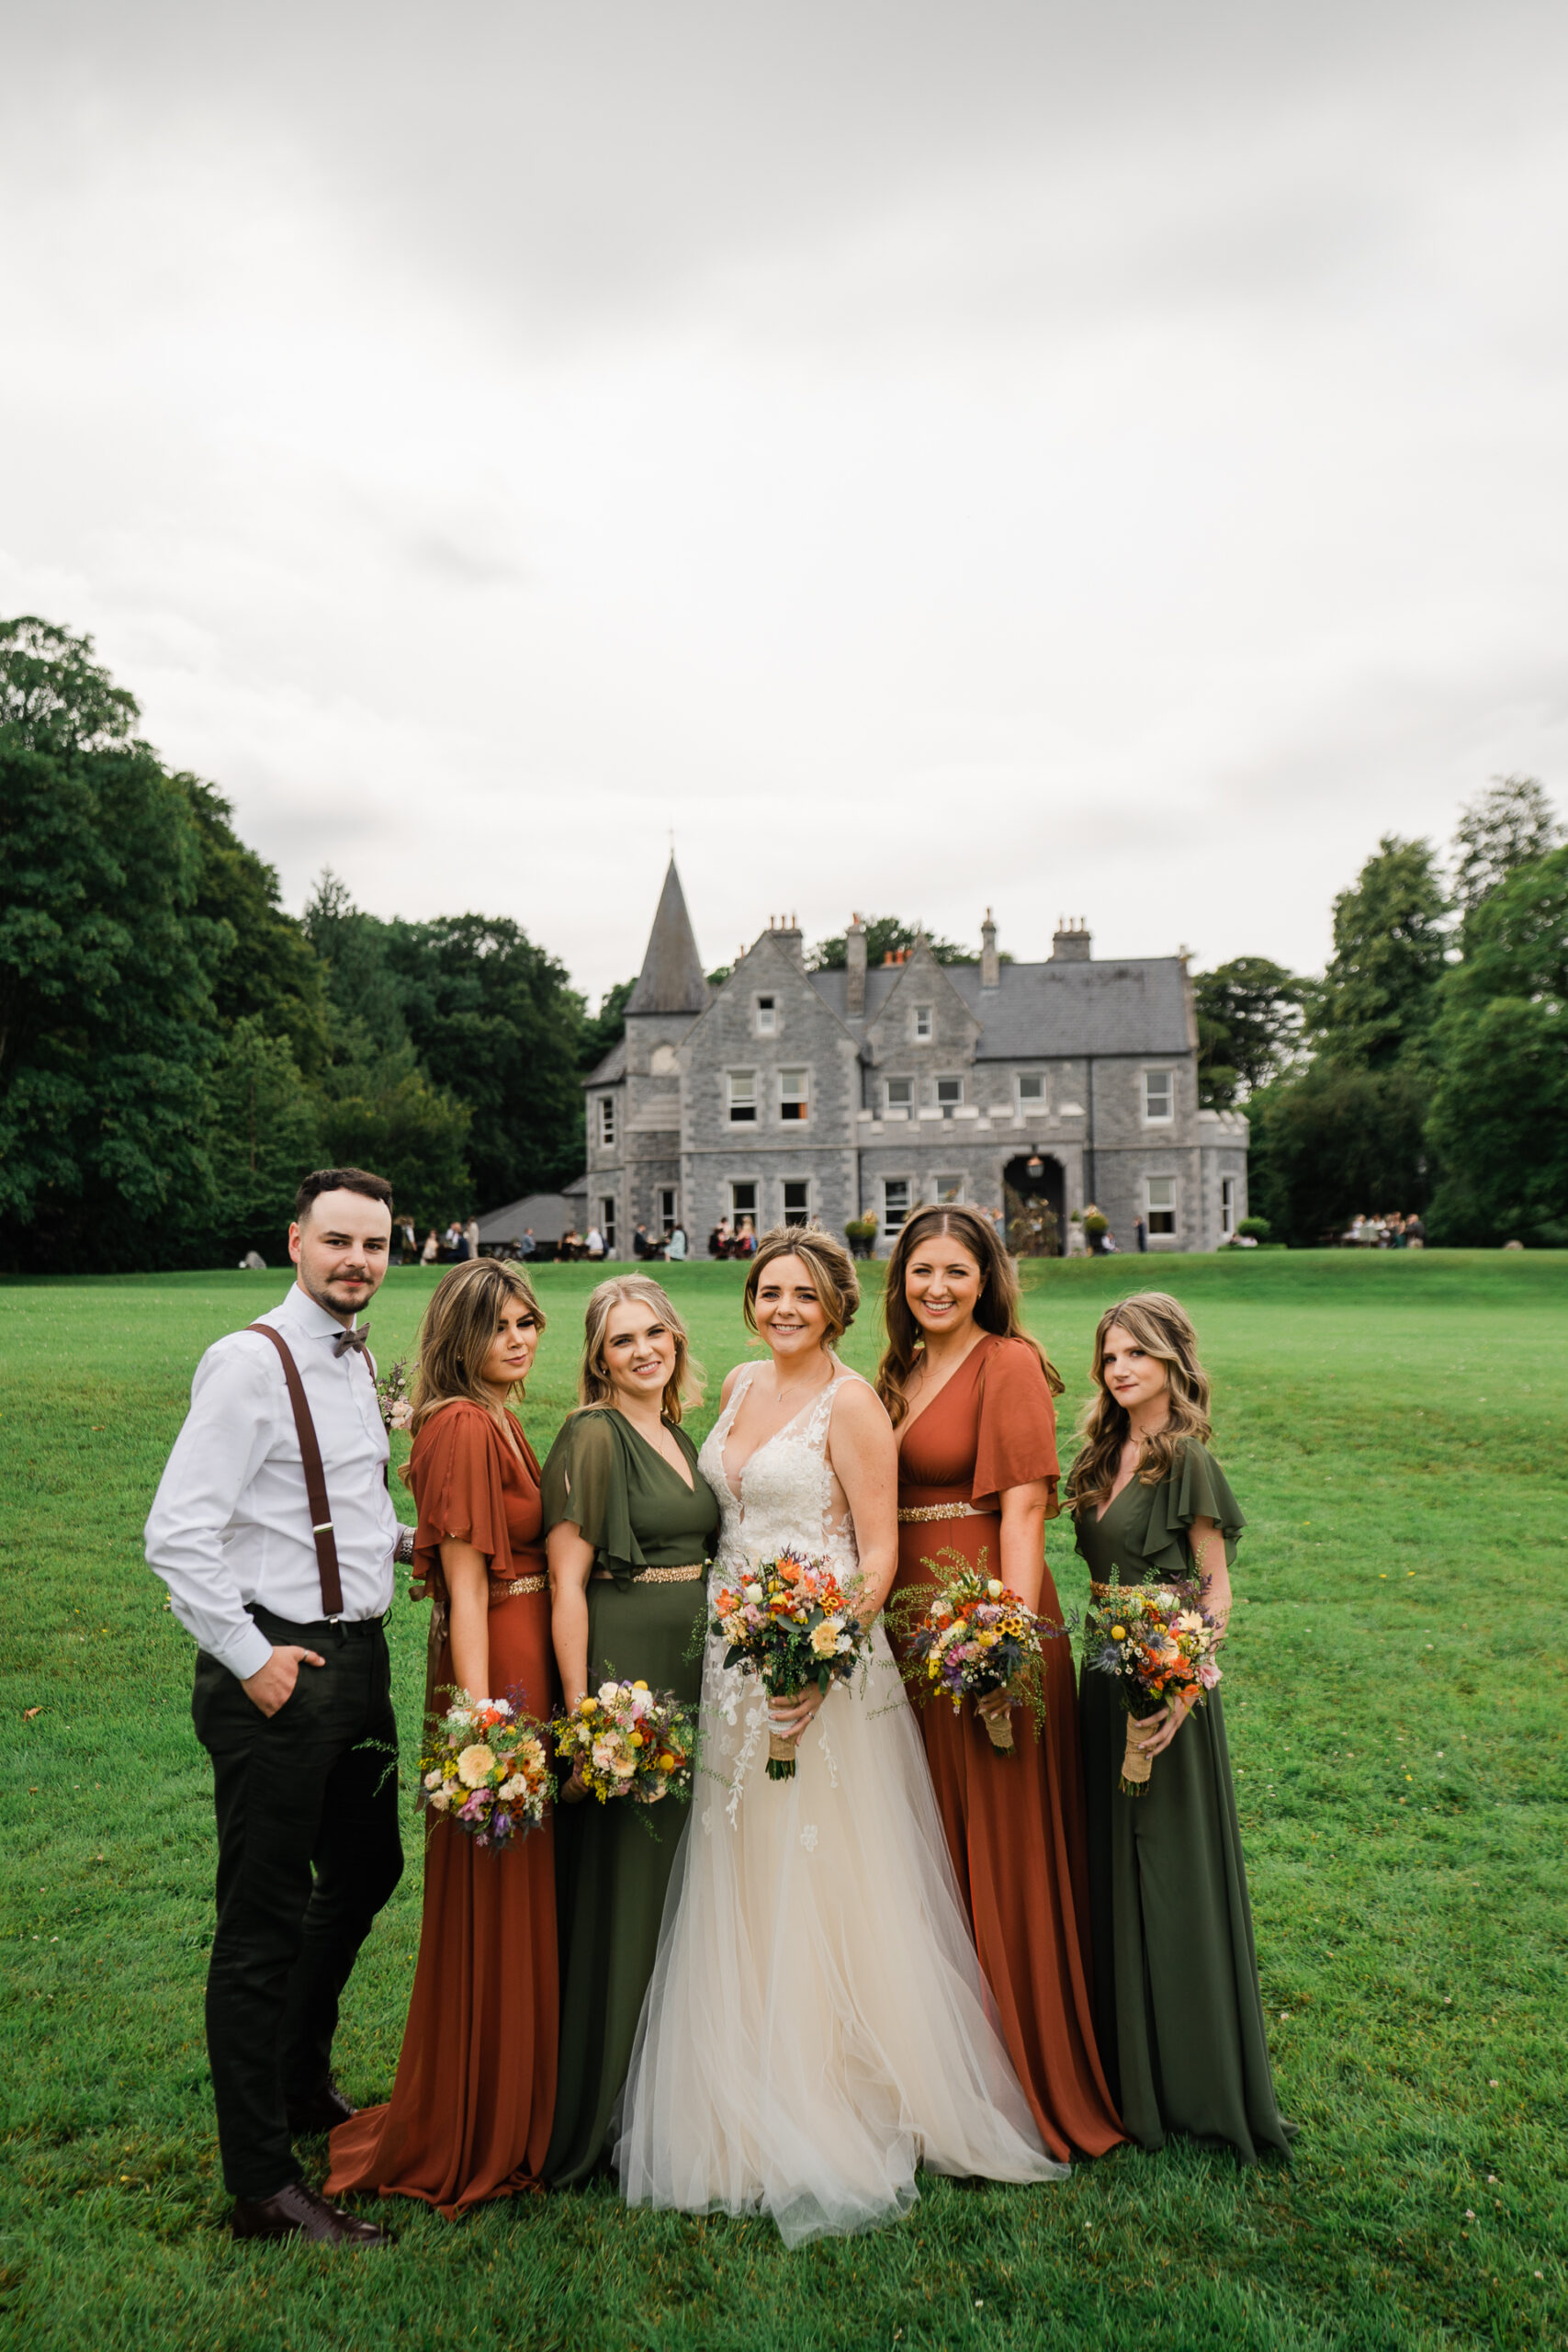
top-left (616, 1229), bottom-right (1066, 2245)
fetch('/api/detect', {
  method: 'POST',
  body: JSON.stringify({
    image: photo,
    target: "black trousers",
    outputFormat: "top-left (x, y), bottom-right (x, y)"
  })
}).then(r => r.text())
top-left (191, 1608), bottom-right (403, 2200)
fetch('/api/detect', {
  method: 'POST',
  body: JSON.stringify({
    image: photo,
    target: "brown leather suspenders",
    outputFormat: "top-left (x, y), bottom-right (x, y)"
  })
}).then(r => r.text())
top-left (247, 1324), bottom-right (345, 1619)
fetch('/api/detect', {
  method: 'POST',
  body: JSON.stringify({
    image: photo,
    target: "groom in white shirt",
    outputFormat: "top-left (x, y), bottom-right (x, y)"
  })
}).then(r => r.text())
top-left (146, 1168), bottom-right (403, 2245)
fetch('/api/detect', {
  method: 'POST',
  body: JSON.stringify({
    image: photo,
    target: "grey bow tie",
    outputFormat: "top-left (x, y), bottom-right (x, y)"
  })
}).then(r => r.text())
top-left (333, 1324), bottom-right (370, 1357)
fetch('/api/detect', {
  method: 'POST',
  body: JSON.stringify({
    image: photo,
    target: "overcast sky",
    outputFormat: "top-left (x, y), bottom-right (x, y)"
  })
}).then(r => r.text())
top-left (4, 1), bottom-right (1565, 1000)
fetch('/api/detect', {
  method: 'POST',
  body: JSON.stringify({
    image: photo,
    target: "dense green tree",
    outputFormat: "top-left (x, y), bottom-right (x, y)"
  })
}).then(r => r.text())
top-left (1193, 957), bottom-right (1304, 1108)
top-left (1450, 776), bottom-right (1562, 917)
top-left (807, 916), bottom-right (971, 970)
top-left (1313, 835), bottom-right (1450, 1070)
top-left (316, 1021), bottom-right (472, 1234)
top-left (1425, 845), bottom-right (1568, 1244)
top-left (387, 914), bottom-right (586, 1204)
top-left (201, 1016), bottom-right (324, 1261)
top-left (180, 779), bottom-right (329, 1078)
top-left (0, 621), bottom-right (225, 1269)
top-left (1246, 1063), bottom-right (1428, 1246)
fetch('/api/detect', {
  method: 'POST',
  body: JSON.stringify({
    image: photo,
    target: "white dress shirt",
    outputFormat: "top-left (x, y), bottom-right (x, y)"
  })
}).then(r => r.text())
top-left (145, 1283), bottom-right (399, 1683)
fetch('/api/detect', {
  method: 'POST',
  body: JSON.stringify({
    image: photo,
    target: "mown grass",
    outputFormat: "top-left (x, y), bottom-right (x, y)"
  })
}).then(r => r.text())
top-left (1, 1250), bottom-right (1564, 2351)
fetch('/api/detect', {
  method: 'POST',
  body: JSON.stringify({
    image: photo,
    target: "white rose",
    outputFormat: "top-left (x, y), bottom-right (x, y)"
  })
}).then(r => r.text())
top-left (498, 1774), bottom-right (526, 1801)
top-left (597, 1680), bottom-right (623, 1705)
top-left (423, 1769), bottom-right (444, 1792)
top-left (591, 1738), bottom-right (619, 1772)
top-left (428, 1787), bottom-right (452, 1812)
top-left (987, 1578), bottom-right (1004, 1599)
top-left (743, 1581), bottom-right (764, 1604)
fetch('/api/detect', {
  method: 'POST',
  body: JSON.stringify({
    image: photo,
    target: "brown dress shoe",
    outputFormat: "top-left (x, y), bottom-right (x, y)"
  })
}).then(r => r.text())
top-left (286, 2082), bottom-right (357, 2135)
top-left (231, 2182), bottom-right (391, 2246)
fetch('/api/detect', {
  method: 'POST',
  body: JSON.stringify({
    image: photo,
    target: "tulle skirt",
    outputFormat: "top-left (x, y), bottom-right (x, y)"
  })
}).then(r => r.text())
top-left (615, 1630), bottom-right (1068, 2246)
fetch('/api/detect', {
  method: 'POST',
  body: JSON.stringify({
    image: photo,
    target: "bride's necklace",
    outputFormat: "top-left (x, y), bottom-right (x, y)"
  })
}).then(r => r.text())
top-left (771, 1360), bottom-right (834, 1411)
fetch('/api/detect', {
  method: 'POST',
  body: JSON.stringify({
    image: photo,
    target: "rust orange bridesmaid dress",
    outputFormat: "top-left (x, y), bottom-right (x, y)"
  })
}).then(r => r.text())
top-left (889, 1333), bottom-right (1124, 2162)
top-left (326, 1399), bottom-right (558, 2215)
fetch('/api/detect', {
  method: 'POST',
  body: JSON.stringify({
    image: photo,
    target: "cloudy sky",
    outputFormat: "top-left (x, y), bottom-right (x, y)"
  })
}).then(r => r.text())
top-left (4, 1), bottom-right (1565, 1000)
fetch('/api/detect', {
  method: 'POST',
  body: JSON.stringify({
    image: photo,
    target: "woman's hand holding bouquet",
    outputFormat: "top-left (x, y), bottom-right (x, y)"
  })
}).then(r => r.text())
top-left (1082, 1583), bottom-right (1222, 1793)
top-left (419, 1691), bottom-right (552, 1847)
top-left (709, 1549), bottom-right (872, 1780)
top-left (552, 1679), bottom-right (697, 1809)
top-left (892, 1553), bottom-right (1062, 1753)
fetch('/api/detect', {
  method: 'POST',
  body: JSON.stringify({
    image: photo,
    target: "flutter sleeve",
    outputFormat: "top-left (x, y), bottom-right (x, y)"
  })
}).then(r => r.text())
top-left (540, 1410), bottom-right (647, 1589)
top-left (971, 1337), bottom-right (1061, 1515)
top-left (406, 1402), bottom-right (508, 1604)
top-left (1140, 1441), bottom-right (1246, 1576)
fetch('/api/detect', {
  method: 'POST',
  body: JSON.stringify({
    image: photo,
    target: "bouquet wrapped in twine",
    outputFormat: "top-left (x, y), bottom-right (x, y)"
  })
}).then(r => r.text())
top-left (709, 1549), bottom-right (871, 1781)
top-left (889, 1550), bottom-right (1064, 1752)
top-left (1082, 1584), bottom-right (1222, 1793)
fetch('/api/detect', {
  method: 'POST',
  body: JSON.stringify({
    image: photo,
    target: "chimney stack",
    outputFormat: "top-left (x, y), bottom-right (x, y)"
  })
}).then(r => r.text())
top-left (773, 912), bottom-right (803, 967)
top-left (846, 912), bottom-right (867, 1018)
top-left (1051, 917), bottom-right (1091, 963)
top-left (980, 908), bottom-right (999, 989)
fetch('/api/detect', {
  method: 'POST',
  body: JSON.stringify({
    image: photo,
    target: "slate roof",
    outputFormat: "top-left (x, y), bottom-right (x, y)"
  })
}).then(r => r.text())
top-left (475, 1190), bottom-right (581, 1244)
top-left (807, 957), bottom-right (1192, 1057)
top-left (626, 858), bottom-right (710, 1016)
top-left (583, 1035), bottom-right (627, 1086)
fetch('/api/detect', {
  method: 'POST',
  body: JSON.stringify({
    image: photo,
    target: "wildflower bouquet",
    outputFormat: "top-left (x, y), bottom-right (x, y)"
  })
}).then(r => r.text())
top-left (709, 1549), bottom-right (871, 1780)
top-left (894, 1555), bottom-right (1060, 1753)
top-left (419, 1691), bottom-right (552, 1847)
top-left (1082, 1583), bottom-right (1223, 1793)
top-left (552, 1679), bottom-right (696, 1807)
top-left (375, 1356), bottom-right (413, 1433)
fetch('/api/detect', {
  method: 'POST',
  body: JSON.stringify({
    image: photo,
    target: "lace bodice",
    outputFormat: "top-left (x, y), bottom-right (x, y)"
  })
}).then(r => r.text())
top-left (698, 1362), bottom-right (863, 1580)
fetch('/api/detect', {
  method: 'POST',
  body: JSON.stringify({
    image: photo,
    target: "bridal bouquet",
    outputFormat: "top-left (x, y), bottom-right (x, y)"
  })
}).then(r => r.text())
top-left (419, 1691), bottom-right (552, 1847)
top-left (552, 1679), bottom-right (697, 1807)
top-left (709, 1549), bottom-right (870, 1781)
top-left (1082, 1583), bottom-right (1223, 1794)
top-left (894, 1556), bottom-right (1060, 1754)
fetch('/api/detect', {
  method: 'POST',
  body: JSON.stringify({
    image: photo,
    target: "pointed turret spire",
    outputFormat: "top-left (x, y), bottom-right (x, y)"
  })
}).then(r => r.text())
top-left (626, 858), bottom-right (710, 1015)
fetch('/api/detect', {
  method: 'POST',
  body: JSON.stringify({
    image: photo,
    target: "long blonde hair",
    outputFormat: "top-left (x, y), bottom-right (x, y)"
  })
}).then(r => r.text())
top-left (874, 1205), bottom-right (1063, 1427)
top-left (1065, 1291), bottom-right (1213, 1512)
top-left (407, 1260), bottom-right (547, 1441)
top-left (578, 1275), bottom-right (702, 1424)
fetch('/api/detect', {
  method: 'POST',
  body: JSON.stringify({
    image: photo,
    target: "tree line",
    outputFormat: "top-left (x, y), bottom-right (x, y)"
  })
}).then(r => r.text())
top-left (1194, 779), bottom-right (1565, 1246)
top-left (3, 616), bottom-right (1561, 1270)
top-left (0, 619), bottom-right (619, 1272)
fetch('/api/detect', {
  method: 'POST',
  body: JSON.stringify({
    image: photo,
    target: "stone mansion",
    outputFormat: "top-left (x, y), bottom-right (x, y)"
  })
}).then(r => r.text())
top-left (581, 861), bottom-right (1249, 1257)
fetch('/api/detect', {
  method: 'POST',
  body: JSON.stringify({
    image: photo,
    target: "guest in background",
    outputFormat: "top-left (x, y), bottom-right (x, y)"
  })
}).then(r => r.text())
top-left (327, 1260), bottom-right (558, 2215)
top-left (516, 1229), bottom-right (537, 1259)
top-left (666, 1224), bottom-right (688, 1262)
top-left (397, 1218), bottom-right (418, 1266)
top-left (632, 1225), bottom-right (651, 1260)
top-left (420, 1229), bottom-right (440, 1267)
top-left (1405, 1213), bottom-right (1426, 1250)
top-left (878, 1207), bottom-right (1123, 2164)
top-left (1134, 1216), bottom-right (1147, 1254)
top-left (585, 1225), bottom-right (606, 1261)
top-left (733, 1218), bottom-right (757, 1260)
top-left (1071, 1292), bottom-right (1290, 2165)
top-left (463, 1216), bottom-right (481, 1263)
top-left (542, 1277), bottom-right (716, 2185)
top-left (707, 1218), bottom-right (730, 1260)
top-left (443, 1221), bottom-right (463, 1261)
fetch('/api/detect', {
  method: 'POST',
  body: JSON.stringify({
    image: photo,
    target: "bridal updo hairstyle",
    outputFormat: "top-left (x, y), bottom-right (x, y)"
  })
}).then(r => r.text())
top-left (1066, 1290), bottom-right (1213, 1512)
top-left (875, 1204), bottom-right (1063, 1428)
top-left (578, 1274), bottom-right (702, 1423)
top-left (742, 1227), bottom-right (860, 1351)
top-left (406, 1258), bottom-right (547, 1442)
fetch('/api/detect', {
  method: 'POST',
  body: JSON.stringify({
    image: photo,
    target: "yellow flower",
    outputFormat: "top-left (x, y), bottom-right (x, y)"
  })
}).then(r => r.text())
top-left (1111, 1624), bottom-right (1127, 1642)
top-left (579, 1697), bottom-right (598, 1715)
top-left (629, 1731), bottom-right (645, 1748)
top-left (657, 1753), bottom-right (676, 1772)
top-left (633, 1679), bottom-right (649, 1690)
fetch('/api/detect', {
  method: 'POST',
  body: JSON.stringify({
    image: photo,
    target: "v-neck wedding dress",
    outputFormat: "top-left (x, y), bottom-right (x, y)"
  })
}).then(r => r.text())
top-left (615, 1363), bottom-right (1066, 2245)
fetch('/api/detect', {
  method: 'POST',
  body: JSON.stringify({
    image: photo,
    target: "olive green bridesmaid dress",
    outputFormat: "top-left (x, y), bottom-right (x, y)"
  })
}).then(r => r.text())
top-left (541, 1408), bottom-right (717, 2187)
top-left (1076, 1441), bottom-right (1292, 2163)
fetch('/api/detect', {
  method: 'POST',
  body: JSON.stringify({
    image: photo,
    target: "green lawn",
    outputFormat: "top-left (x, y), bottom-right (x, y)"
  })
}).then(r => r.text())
top-left (2, 1251), bottom-right (1564, 2351)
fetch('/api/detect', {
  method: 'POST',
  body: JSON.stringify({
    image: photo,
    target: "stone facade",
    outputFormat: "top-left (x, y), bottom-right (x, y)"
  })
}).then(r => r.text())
top-left (581, 863), bottom-right (1249, 1256)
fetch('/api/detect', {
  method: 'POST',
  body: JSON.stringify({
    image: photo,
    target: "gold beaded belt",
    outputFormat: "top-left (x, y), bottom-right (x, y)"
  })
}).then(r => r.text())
top-left (492, 1573), bottom-right (548, 1600)
top-left (1089, 1581), bottom-right (1169, 1603)
top-left (897, 1502), bottom-right (996, 1524)
top-left (589, 1563), bottom-right (707, 1586)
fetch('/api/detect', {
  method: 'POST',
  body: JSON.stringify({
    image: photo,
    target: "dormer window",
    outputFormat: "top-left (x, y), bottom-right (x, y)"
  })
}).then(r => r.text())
top-left (755, 996), bottom-right (777, 1036)
top-left (913, 1005), bottom-right (933, 1042)
top-left (779, 1069), bottom-right (809, 1123)
top-left (728, 1070), bottom-right (757, 1124)
top-left (597, 1096), bottom-right (616, 1148)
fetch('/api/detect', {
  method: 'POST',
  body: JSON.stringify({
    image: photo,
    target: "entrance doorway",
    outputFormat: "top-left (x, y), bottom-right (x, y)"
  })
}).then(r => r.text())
top-left (1004, 1152), bottom-right (1066, 1256)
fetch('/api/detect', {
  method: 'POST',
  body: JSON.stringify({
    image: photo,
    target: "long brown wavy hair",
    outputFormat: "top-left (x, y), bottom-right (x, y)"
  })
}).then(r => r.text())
top-left (874, 1205), bottom-right (1063, 1428)
top-left (1065, 1291), bottom-right (1213, 1512)
top-left (577, 1274), bottom-right (701, 1425)
top-left (407, 1259), bottom-right (547, 1442)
